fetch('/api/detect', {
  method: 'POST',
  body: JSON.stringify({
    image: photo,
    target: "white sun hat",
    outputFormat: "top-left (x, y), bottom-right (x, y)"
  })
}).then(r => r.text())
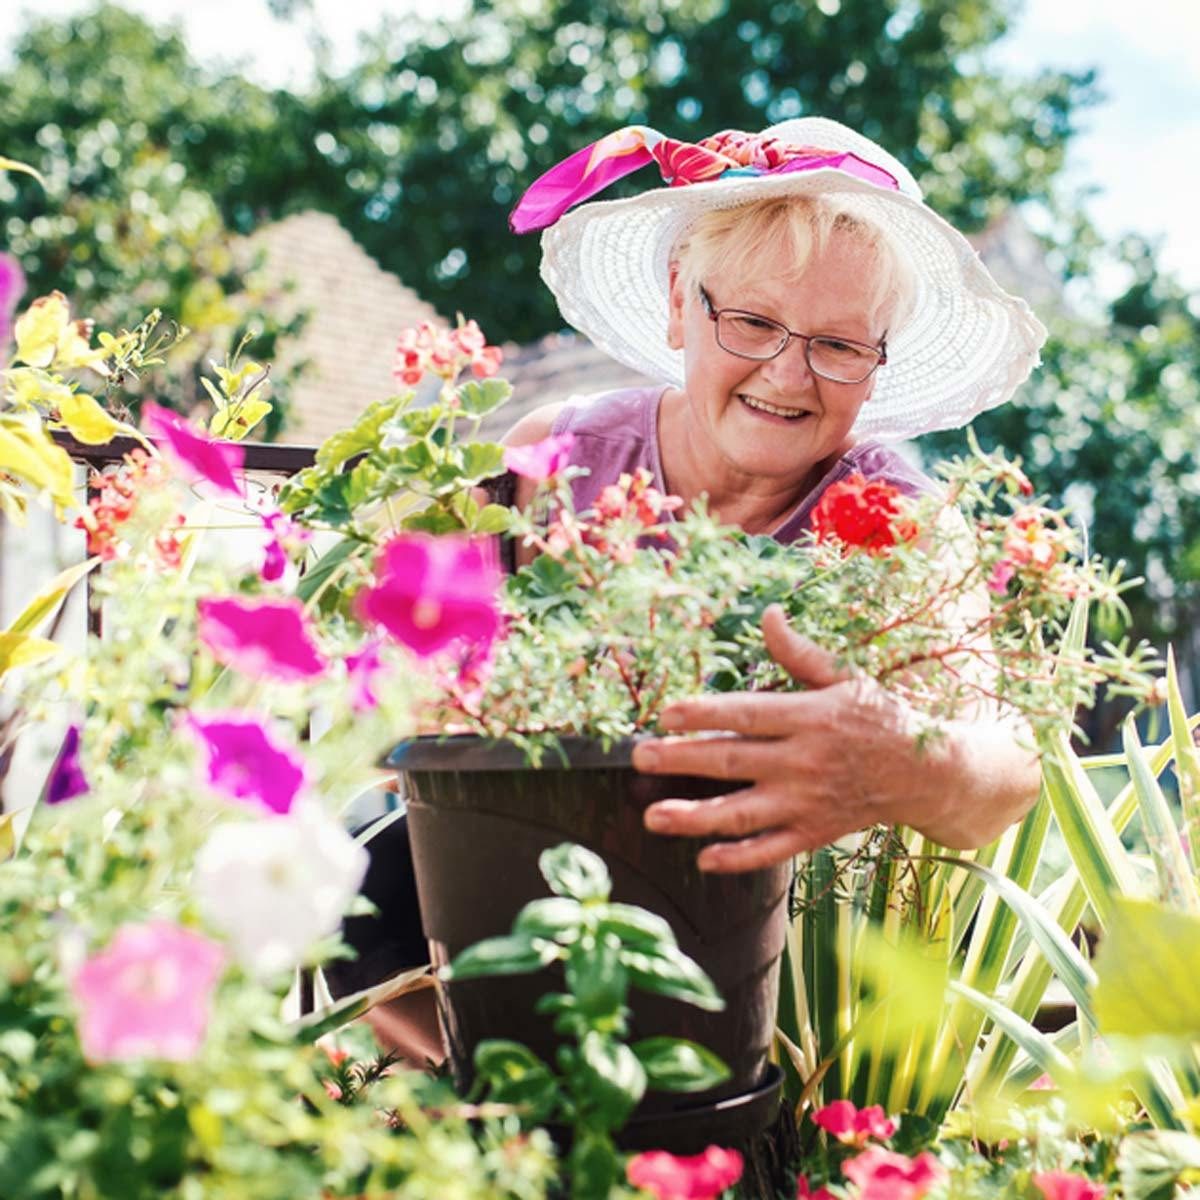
top-left (513, 117), bottom-right (1047, 441)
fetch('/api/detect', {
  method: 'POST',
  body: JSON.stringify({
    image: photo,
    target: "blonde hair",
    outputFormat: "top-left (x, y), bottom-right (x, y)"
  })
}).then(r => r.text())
top-left (672, 196), bottom-right (918, 336)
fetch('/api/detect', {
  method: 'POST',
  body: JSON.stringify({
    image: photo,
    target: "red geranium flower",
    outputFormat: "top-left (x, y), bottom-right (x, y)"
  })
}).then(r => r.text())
top-left (842, 1147), bottom-right (945, 1200)
top-left (813, 1099), bottom-right (898, 1144)
top-left (1033, 1170), bottom-right (1106, 1200)
top-left (811, 473), bottom-right (917, 555)
top-left (625, 1145), bottom-right (744, 1200)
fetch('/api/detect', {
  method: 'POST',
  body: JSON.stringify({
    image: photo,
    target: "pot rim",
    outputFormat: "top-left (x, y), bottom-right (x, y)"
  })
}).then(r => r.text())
top-left (387, 733), bottom-right (644, 772)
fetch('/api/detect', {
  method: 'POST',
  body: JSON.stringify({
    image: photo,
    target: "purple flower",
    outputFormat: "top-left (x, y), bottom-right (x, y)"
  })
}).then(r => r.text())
top-left (197, 595), bottom-right (326, 682)
top-left (503, 432), bottom-right (575, 481)
top-left (189, 712), bottom-right (307, 815)
top-left (357, 534), bottom-right (501, 659)
top-left (0, 252), bottom-right (26, 347)
top-left (142, 401), bottom-right (245, 498)
top-left (72, 920), bottom-right (225, 1063)
top-left (345, 640), bottom-right (387, 712)
top-left (44, 723), bottom-right (89, 805)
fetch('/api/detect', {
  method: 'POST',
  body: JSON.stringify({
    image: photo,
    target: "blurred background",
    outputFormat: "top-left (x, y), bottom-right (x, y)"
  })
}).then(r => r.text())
top-left (1, 0), bottom-right (1197, 735)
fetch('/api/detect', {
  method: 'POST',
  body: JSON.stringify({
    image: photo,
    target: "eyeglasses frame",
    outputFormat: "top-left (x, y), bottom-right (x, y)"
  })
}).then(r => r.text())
top-left (697, 285), bottom-right (888, 385)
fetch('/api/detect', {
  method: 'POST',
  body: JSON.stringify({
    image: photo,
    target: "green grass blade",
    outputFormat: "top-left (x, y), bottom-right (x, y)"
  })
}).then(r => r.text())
top-left (1166, 647), bottom-right (1200, 876)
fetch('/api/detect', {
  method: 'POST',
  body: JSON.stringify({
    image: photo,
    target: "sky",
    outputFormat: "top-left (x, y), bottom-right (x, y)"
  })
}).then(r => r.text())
top-left (1, 0), bottom-right (1197, 293)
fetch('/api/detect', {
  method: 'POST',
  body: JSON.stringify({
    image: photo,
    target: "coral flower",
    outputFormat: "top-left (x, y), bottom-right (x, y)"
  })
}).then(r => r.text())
top-left (1033, 1171), bottom-right (1106, 1200)
top-left (503, 432), bottom-right (575, 481)
top-left (44, 723), bottom-right (89, 805)
top-left (813, 1099), bottom-right (898, 1144)
top-left (1003, 506), bottom-right (1062, 569)
top-left (189, 713), bottom-right (308, 815)
top-left (357, 533), bottom-right (501, 659)
top-left (625, 1145), bottom-right (744, 1199)
top-left (811, 473), bottom-right (918, 555)
top-left (198, 595), bottom-right (326, 681)
top-left (142, 400), bottom-right (245, 498)
top-left (842, 1147), bottom-right (945, 1200)
top-left (71, 920), bottom-right (225, 1062)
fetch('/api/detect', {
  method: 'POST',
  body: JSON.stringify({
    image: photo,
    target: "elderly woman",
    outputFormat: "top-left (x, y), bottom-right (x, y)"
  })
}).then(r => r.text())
top-left (503, 115), bottom-right (1046, 871)
top-left (335, 117), bottom-right (1046, 1051)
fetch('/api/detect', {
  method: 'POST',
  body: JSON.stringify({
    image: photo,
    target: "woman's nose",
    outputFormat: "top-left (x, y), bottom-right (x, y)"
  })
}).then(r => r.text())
top-left (758, 336), bottom-right (816, 391)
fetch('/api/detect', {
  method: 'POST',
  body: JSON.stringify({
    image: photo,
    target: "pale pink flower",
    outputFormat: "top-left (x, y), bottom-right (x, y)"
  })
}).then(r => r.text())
top-left (813, 1099), bottom-right (897, 1145)
top-left (1033, 1170), bottom-right (1106, 1200)
top-left (625, 1145), bottom-right (744, 1200)
top-left (1003, 506), bottom-right (1062, 569)
top-left (503, 432), bottom-right (575, 482)
top-left (988, 557), bottom-right (1017, 594)
top-left (71, 920), bottom-right (225, 1062)
top-left (142, 401), bottom-right (245, 498)
top-left (842, 1147), bottom-right (946, 1200)
top-left (188, 712), bottom-right (307, 815)
top-left (357, 533), bottom-right (501, 659)
top-left (198, 595), bottom-right (326, 681)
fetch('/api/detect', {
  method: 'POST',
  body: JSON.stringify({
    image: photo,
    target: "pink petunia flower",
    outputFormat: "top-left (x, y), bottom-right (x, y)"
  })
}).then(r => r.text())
top-left (142, 401), bottom-right (245, 498)
top-left (796, 1178), bottom-right (837, 1200)
top-left (258, 508), bottom-right (310, 583)
top-left (842, 1147), bottom-right (946, 1200)
top-left (0, 252), bottom-right (26, 346)
top-left (626, 1146), bottom-right (744, 1200)
top-left (503, 432), bottom-right (575, 482)
top-left (198, 595), bottom-right (326, 681)
top-left (71, 920), bottom-right (225, 1062)
top-left (988, 557), bottom-right (1017, 595)
top-left (357, 533), bottom-right (501, 659)
top-left (345, 640), bottom-right (388, 712)
top-left (44, 723), bottom-right (89, 805)
top-left (813, 1099), bottom-right (898, 1145)
top-left (1033, 1171), bottom-right (1107, 1200)
top-left (188, 712), bottom-right (308, 815)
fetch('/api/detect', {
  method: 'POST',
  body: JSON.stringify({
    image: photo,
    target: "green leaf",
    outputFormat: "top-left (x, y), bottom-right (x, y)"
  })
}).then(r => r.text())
top-left (565, 934), bottom-right (627, 1018)
top-left (1093, 897), bottom-right (1200, 1038)
top-left (575, 1030), bottom-right (646, 1129)
top-left (1166, 648), bottom-right (1200, 877)
top-left (620, 943), bottom-right (724, 1012)
top-left (947, 979), bottom-right (1076, 1080)
top-left (631, 1037), bottom-right (730, 1093)
top-left (538, 843), bottom-right (611, 903)
top-left (473, 1039), bottom-right (560, 1123)
top-left (5, 557), bottom-right (96, 636)
top-left (315, 394), bottom-right (409, 470)
top-left (597, 903), bottom-right (677, 950)
top-left (473, 503), bottom-right (512, 534)
top-left (514, 897), bottom-right (585, 941)
top-left (294, 537), bottom-right (363, 604)
top-left (460, 441), bottom-right (505, 482)
top-left (1118, 1130), bottom-right (1200, 1200)
top-left (457, 378), bottom-right (511, 417)
top-left (567, 1132), bottom-right (622, 1200)
top-left (444, 933), bottom-right (560, 981)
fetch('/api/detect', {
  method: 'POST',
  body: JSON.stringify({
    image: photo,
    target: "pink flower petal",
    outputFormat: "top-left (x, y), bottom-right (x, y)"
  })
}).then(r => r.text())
top-left (72, 920), bottom-right (225, 1062)
top-left (143, 401), bottom-right (245, 498)
top-left (503, 432), bottom-right (575, 482)
top-left (198, 595), bottom-right (326, 682)
top-left (1034, 1171), bottom-right (1107, 1200)
top-left (189, 712), bottom-right (307, 815)
top-left (625, 1146), bottom-right (744, 1200)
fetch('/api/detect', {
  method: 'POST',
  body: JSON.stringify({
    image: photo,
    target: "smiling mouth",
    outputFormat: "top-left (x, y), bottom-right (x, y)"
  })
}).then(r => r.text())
top-left (738, 394), bottom-right (811, 420)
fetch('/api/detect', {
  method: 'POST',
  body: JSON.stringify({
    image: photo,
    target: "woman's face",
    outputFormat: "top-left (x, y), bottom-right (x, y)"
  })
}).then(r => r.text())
top-left (666, 232), bottom-right (889, 488)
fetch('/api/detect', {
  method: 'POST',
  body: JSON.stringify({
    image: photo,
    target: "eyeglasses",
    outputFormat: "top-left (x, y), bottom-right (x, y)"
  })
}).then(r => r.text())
top-left (698, 286), bottom-right (887, 385)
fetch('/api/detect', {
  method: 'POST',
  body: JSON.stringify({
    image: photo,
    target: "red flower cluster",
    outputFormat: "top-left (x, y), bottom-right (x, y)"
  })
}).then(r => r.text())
top-left (75, 449), bottom-right (170, 562)
top-left (842, 1146), bottom-right (945, 1200)
top-left (813, 1099), bottom-right (897, 1146)
top-left (625, 1145), bottom-right (743, 1199)
top-left (393, 319), bottom-right (503, 387)
top-left (810, 473), bottom-right (917, 556)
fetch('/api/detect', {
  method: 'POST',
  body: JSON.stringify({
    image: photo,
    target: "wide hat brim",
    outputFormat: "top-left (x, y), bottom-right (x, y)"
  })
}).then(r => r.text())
top-left (539, 166), bottom-right (1048, 441)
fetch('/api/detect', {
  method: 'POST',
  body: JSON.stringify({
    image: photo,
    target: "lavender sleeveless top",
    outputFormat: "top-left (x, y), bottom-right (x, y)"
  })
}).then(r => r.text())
top-left (550, 385), bottom-right (934, 543)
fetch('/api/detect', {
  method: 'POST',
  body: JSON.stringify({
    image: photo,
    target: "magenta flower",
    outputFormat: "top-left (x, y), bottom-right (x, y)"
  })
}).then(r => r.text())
top-left (142, 401), bottom-right (245, 498)
top-left (44, 723), bottom-right (89, 805)
top-left (345, 640), bottom-right (387, 712)
top-left (503, 432), bottom-right (575, 481)
top-left (0, 252), bottom-right (26, 346)
top-left (189, 712), bottom-right (307, 815)
top-left (625, 1145), bottom-right (744, 1200)
top-left (198, 595), bottom-right (326, 681)
top-left (843, 1147), bottom-right (945, 1200)
top-left (71, 920), bottom-right (225, 1062)
top-left (813, 1099), bottom-right (897, 1145)
top-left (259, 508), bottom-right (309, 583)
top-left (357, 534), bottom-right (501, 659)
top-left (1033, 1172), bottom-right (1107, 1200)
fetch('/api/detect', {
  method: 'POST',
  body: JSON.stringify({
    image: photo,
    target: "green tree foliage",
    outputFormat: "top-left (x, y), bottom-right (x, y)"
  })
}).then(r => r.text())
top-left (0, 5), bottom-right (303, 433)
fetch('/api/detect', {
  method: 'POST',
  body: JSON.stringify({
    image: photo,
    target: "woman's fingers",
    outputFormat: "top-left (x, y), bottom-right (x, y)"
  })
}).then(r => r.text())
top-left (696, 826), bottom-right (818, 874)
top-left (654, 692), bottom-right (806, 737)
top-left (643, 786), bottom-right (785, 840)
top-left (632, 733), bottom-right (792, 780)
top-left (762, 604), bottom-right (847, 688)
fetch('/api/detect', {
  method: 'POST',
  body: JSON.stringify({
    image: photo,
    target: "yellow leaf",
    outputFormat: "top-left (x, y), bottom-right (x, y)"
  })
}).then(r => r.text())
top-left (3, 368), bottom-right (72, 412)
top-left (13, 291), bottom-right (71, 368)
top-left (215, 361), bottom-right (264, 398)
top-left (209, 397), bottom-right (272, 440)
top-left (0, 155), bottom-right (46, 187)
top-left (0, 631), bottom-right (60, 675)
top-left (0, 812), bottom-right (14, 862)
top-left (0, 415), bottom-right (75, 509)
top-left (1093, 897), bottom-right (1200, 1038)
top-left (58, 392), bottom-right (121, 445)
top-left (6, 558), bottom-right (98, 636)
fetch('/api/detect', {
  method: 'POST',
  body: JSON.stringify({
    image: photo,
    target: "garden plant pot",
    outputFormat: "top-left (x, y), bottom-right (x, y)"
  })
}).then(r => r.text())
top-left (391, 734), bottom-right (792, 1152)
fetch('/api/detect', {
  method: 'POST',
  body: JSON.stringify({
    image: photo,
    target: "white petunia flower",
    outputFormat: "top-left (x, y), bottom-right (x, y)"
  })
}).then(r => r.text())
top-left (193, 802), bottom-right (368, 980)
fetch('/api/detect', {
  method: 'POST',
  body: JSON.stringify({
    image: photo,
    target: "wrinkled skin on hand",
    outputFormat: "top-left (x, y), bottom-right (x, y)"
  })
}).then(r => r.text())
top-left (632, 606), bottom-right (1041, 873)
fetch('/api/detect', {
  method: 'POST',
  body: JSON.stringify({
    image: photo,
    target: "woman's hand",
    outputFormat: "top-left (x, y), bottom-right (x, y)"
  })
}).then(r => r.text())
top-left (631, 606), bottom-right (1041, 872)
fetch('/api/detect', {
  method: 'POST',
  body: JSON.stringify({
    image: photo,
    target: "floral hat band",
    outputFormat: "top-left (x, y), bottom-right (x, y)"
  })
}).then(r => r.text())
top-left (510, 125), bottom-right (901, 234)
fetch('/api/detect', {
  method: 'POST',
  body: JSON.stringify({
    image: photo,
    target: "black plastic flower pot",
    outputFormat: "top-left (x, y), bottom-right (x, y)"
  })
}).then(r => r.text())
top-left (391, 734), bottom-right (792, 1152)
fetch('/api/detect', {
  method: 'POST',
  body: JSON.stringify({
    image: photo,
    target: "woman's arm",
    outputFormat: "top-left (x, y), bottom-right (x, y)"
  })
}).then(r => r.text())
top-left (630, 605), bottom-right (1042, 872)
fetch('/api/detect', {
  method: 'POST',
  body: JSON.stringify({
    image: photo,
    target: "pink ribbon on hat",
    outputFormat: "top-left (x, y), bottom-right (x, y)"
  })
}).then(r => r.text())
top-left (510, 125), bottom-right (901, 234)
